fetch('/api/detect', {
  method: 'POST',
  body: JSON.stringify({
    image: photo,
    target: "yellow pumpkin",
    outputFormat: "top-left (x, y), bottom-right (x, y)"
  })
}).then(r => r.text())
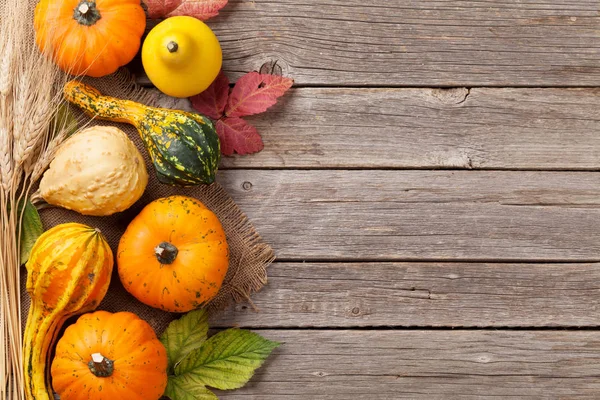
top-left (51, 311), bottom-right (168, 400)
top-left (39, 126), bottom-right (148, 216)
top-left (118, 195), bottom-right (229, 312)
top-left (142, 16), bottom-right (222, 98)
top-left (24, 223), bottom-right (113, 400)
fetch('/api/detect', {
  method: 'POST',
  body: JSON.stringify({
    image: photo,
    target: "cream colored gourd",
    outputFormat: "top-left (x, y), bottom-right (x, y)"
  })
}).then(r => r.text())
top-left (40, 126), bottom-right (148, 216)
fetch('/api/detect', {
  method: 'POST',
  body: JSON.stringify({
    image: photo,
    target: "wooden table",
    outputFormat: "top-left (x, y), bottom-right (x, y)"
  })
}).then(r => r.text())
top-left (191, 1), bottom-right (600, 398)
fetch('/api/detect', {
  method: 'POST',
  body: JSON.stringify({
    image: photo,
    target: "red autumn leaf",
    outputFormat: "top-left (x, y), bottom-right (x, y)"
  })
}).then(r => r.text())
top-left (216, 117), bottom-right (264, 156)
top-left (189, 71), bottom-right (230, 120)
top-left (190, 70), bottom-right (292, 156)
top-left (143, 0), bottom-right (228, 20)
top-left (226, 72), bottom-right (293, 118)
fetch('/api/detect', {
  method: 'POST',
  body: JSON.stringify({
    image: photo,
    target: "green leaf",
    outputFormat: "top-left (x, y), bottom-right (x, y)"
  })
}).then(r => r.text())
top-left (19, 200), bottom-right (43, 265)
top-left (164, 376), bottom-right (218, 400)
top-left (160, 309), bottom-right (209, 374)
top-left (52, 103), bottom-right (78, 138)
top-left (175, 329), bottom-right (280, 390)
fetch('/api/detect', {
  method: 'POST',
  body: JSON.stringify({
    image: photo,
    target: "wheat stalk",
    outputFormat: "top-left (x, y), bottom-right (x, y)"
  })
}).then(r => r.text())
top-left (14, 68), bottom-right (55, 169)
top-left (0, 0), bottom-right (70, 397)
top-left (0, 110), bottom-right (13, 193)
top-left (0, 13), bottom-right (15, 194)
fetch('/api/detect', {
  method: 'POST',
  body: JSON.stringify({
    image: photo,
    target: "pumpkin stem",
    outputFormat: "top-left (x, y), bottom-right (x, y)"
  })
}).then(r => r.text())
top-left (155, 242), bottom-right (179, 264)
top-left (73, 1), bottom-right (102, 26)
top-left (88, 353), bottom-right (114, 377)
top-left (167, 41), bottom-right (179, 53)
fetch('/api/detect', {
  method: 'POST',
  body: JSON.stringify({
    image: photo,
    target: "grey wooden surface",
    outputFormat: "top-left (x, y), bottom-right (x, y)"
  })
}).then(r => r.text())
top-left (216, 330), bottom-right (600, 399)
top-left (221, 88), bottom-right (600, 169)
top-left (217, 170), bottom-right (600, 261)
top-left (172, 1), bottom-right (600, 398)
top-left (211, 262), bottom-right (600, 328)
top-left (213, 0), bottom-right (600, 86)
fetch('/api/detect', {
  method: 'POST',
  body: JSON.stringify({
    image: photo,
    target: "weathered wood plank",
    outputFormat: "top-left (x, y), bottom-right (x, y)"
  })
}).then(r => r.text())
top-left (212, 262), bottom-right (600, 328)
top-left (217, 330), bottom-right (600, 399)
top-left (219, 87), bottom-right (600, 169)
top-left (209, 0), bottom-right (600, 86)
top-left (216, 170), bottom-right (600, 261)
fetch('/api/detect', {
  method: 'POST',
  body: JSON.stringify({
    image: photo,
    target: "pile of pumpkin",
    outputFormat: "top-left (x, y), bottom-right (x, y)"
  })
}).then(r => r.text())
top-left (26, 196), bottom-right (229, 400)
top-left (24, 0), bottom-right (236, 399)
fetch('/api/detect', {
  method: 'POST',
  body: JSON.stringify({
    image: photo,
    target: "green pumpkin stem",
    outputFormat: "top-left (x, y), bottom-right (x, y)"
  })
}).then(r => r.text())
top-left (155, 242), bottom-right (179, 264)
top-left (73, 1), bottom-right (102, 26)
top-left (88, 353), bottom-right (114, 377)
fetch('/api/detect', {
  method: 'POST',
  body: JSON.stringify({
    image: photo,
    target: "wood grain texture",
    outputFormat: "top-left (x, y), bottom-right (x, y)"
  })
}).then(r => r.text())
top-left (217, 330), bottom-right (600, 399)
top-left (217, 170), bottom-right (600, 261)
top-left (209, 0), bottom-right (600, 86)
top-left (211, 262), bottom-right (600, 328)
top-left (219, 87), bottom-right (600, 169)
top-left (140, 3), bottom-right (600, 398)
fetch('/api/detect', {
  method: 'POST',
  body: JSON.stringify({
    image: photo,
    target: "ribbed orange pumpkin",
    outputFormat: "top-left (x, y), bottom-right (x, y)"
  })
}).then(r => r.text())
top-left (118, 195), bottom-right (229, 312)
top-left (24, 223), bottom-right (113, 400)
top-left (33, 0), bottom-right (146, 77)
top-left (51, 311), bottom-right (168, 400)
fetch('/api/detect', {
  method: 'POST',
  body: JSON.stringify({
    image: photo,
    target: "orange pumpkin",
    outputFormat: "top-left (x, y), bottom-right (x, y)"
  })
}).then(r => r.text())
top-left (34, 0), bottom-right (146, 77)
top-left (51, 311), bottom-right (168, 400)
top-left (118, 195), bottom-right (229, 312)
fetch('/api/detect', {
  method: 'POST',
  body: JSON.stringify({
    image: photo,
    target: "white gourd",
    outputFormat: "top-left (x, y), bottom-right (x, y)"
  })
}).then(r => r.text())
top-left (40, 126), bottom-right (148, 216)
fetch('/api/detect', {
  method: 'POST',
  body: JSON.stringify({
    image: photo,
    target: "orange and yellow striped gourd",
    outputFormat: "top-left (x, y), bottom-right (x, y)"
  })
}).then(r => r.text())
top-left (23, 223), bottom-right (113, 400)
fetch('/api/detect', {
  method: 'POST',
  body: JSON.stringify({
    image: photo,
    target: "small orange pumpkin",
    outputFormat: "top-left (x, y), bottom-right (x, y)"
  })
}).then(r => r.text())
top-left (118, 195), bottom-right (229, 312)
top-left (34, 0), bottom-right (146, 77)
top-left (51, 311), bottom-right (168, 400)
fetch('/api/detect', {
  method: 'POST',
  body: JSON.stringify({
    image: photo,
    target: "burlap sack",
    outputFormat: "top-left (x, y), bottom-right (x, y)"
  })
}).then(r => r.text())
top-left (22, 71), bottom-right (274, 334)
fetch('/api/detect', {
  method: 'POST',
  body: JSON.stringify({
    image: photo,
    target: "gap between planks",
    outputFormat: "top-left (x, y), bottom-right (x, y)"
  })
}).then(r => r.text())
top-left (216, 87), bottom-right (600, 170)
top-left (216, 170), bottom-right (600, 261)
top-left (211, 261), bottom-right (600, 329)
top-left (215, 329), bottom-right (600, 399)
top-left (149, 86), bottom-right (600, 170)
top-left (149, 88), bottom-right (600, 171)
top-left (224, 327), bottom-right (600, 331)
top-left (208, 0), bottom-right (600, 87)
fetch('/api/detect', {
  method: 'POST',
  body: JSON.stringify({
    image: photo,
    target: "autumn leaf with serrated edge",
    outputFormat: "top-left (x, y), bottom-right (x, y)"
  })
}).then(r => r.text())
top-left (143, 0), bottom-right (228, 20)
top-left (190, 70), bottom-right (293, 156)
top-left (160, 309), bottom-right (209, 374)
top-left (215, 118), bottom-right (263, 156)
top-left (165, 378), bottom-right (218, 400)
top-left (160, 310), bottom-right (280, 400)
top-left (226, 72), bottom-right (294, 117)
